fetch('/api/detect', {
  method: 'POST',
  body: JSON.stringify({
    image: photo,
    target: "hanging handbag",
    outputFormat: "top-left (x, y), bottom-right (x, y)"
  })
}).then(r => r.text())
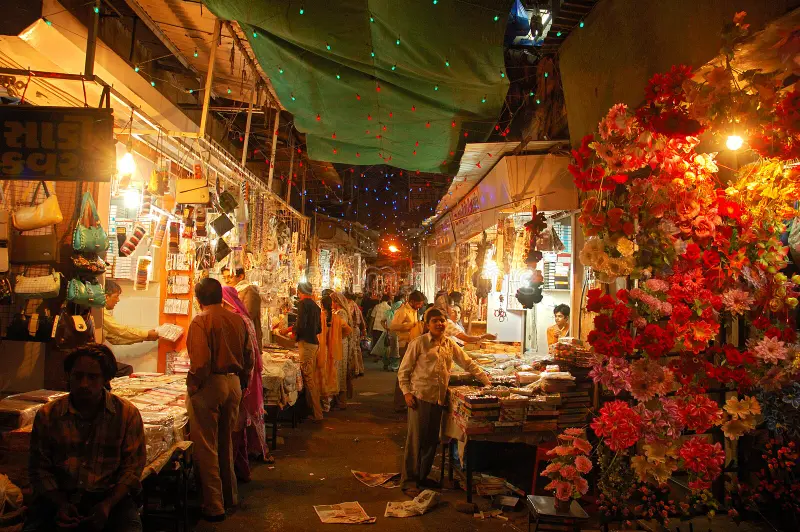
top-left (71, 254), bottom-right (107, 274)
top-left (54, 303), bottom-right (94, 350)
top-left (12, 182), bottom-right (64, 231)
top-left (33, 307), bottom-right (54, 342)
top-left (0, 274), bottom-right (12, 304)
top-left (210, 213), bottom-right (234, 237)
top-left (176, 179), bottom-right (210, 205)
top-left (9, 226), bottom-right (58, 264)
top-left (4, 311), bottom-right (28, 340)
top-left (72, 191), bottom-right (109, 253)
top-left (67, 277), bottom-right (106, 307)
top-left (214, 238), bottom-right (231, 263)
top-left (14, 268), bottom-right (62, 299)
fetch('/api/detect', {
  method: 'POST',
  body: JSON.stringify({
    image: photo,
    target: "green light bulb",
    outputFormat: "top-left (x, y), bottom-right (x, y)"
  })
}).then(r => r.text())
top-left (326, 43), bottom-right (331, 50)
top-left (150, 81), bottom-right (155, 87)
top-left (253, 31), bottom-right (258, 37)
top-left (93, 6), bottom-right (99, 14)
top-left (391, 64), bottom-right (396, 71)
top-left (189, 89), bottom-right (193, 94)
top-left (300, 7), bottom-right (304, 14)
top-left (481, 96), bottom-right (486, 103)
top-left (500, 71), bottom-right (505, 78)
top-left (369, 16), bottom-right (374, 22)
top-left (279, 68), bottom-right (284, 74)
top-left (434, 85), bottom-right (439, 91)
top-left (579, 21), bottom-right (585, 28)
top-left (433, 0), bottom-right (438, 4)
top-left (493, 15), bottom-right (499, 22)
top-left (536, 99), bottom-right (541, 104)
top-left (291, 94), bottom-right (296, 101)
top-left (396, 38), bottom-right (400, 45)
top-left (227, 88), bottom-right (232, 94)
top-left (134, 66), bottom-right (139, 72)
top-left (544, 72), bottom-right (549, 78)
top-left (44, 18), bottom-right (52, 26)
top-left (370, 50), bottom-right (375, 57)
top-left (336, 74), bottom-right (341, 79)
top-left (529, 91), bottom-right (534, 97)
top-left (556, 31), bottom-right (562, 37)
top-left (445, 59), bottom-right (450, 67)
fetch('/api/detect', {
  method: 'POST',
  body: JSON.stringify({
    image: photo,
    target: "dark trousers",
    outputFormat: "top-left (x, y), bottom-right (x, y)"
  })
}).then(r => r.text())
top-left (24, 493), bottom-right (141, 532)
top-left (401, 399), bottom-right (446, 489)
top-left (393, 346), bottom-right (408, 410)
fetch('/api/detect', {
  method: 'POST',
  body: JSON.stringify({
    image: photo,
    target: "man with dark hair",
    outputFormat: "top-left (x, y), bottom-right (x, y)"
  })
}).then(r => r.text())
top-left (231, 267), bottom-right (263, 349)
top-left (398, 309), bottom-right (490, 496)
top-left (102, 280), bottom-right (158, 345)
top-left (286, 282), bottom-right (324, 421)
top-left (547, 304), bottom-right (571, 346)
top-left (26, 344), bottom-right (146, 531)
top-left (390, 290), bottom-right (427, 410)
top-left (186, 277), bottom-right (254, 521)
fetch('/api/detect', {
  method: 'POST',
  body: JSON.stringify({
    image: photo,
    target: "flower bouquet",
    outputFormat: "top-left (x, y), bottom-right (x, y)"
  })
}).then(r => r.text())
top-left (541, 428), bottom-right (593, 510)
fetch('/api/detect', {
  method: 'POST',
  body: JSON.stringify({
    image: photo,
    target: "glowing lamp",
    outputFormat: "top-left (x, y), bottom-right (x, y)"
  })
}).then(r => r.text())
top-left (118, 151), bottom-right (136, 176)
top-left (726, 135), bottom-right (743, 150)
top-left (388, 245), bottom-right (399, 253)
top-left (123, 189), bottom-right (141, 209)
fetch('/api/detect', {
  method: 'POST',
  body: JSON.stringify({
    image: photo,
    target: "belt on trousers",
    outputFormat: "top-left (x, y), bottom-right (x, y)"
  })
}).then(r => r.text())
top-left (212, 372), bottom-right (238, 376)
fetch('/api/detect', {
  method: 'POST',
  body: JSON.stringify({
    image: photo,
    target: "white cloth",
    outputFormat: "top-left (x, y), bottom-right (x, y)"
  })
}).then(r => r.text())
top-left (398, 333), bottom-right (489, 406)
top-left (444, 319), bottom-right (466, 345)
top-left (371, 302), bottom-right (390, 332)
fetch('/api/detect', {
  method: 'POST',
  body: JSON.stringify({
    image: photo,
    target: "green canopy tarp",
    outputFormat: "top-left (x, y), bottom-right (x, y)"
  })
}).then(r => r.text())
top-left (203, 0), bottom-right (510, 175)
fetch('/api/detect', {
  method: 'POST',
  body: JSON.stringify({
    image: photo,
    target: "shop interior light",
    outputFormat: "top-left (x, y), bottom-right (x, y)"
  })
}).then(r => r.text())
top-left (123, 188), bottom-right (141, 209)
top-left (726, 135), bottom-right (744, 150)
top-left (388, 244), bottom-right (399, 253)
top-left (118, 150), bottom-right (136, 176)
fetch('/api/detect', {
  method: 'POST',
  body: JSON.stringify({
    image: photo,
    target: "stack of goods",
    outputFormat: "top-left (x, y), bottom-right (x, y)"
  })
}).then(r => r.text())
top-left (488, 375), bottom-right (517, 387)
top-left (110, 374), bottom-right (189, 460)
top-left (523, 393), bottom-right (561, 432)
top-left (0, 398), bottom-right (43, 431)
top-left (165, 349), bottom-right (191, 374)
top-left (557, 390), bottom-right (592, 430)
top-left (262, 351), bottom-right (303, 408)
top-left (550, 337), bottom-right (593, 368)
top-left (537, 365), bottom-right (576, 393)
top-left (496, 395), bottom-right (529, 433)
top-left (449, 387), bottom-right (499, 435)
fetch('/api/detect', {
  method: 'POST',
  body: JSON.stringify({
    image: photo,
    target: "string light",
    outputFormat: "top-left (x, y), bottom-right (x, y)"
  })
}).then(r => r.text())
top-left (369, 16), bottom-right (374, 22)
top-left (434, 85), bottom-right (439, 91)
top-left (193, 49), bottom-right (198, 58)
top-left (544, 72), bottom-right (549, 78)
top-left (300, 7), bottom-right (304, 14)
top-left (150, 81), bottom-right (156, 87)
top-left (227, 88), bottom-right (232, 94)
top-left (579, 21), bottom-right (585, 28)
top-left (370, 50), bottom-right (375, 57)
top-left (43, 17), bottom-right (52, 26)
top-left (93, 6), bottom-right (99, 13)
top-left (481, 95), bottom-right (487, 103)
top-left (493, 15), bottom-right (499, 22)
top-left (556, 31), bottom-right (562, 37)
top-left (326, 42), bottom-right (331, 50)
top-left (395, 38), bottom-right (401, 46)
top-left (445, 59), bottom-right (450, 67)
top-left (291, 93), bottom-right (296, 101)
top-left (500, 71), bottom-right (505, 78)
top-left (336, 74), bottom-right (341, 79)
top-left (391, 64), bottom-right (397, 71)
top-left (279, 67), bottom-right (284, 74)
top-left (134, 65), bottom-right (140, 72)
top-left (253, 31), bottom-right (258, 38)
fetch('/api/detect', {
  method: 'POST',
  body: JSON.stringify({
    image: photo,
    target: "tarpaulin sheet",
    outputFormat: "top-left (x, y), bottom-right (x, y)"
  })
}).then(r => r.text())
top-left (203, 0), bottom-right (511, 174)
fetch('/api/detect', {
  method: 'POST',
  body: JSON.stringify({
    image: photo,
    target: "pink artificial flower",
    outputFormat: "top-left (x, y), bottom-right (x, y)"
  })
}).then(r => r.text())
top-left (722, 289), bottom-right (753, 316)
top-left (564, 428), bottom-right (584, 437)
top-left (555, 480), bottom-right (573, 501)
top-left (575, 455), bottom-right (593, 474)
top-left (572, 438), bottom-right (592, 454)
top-left (560, 465), bottom-right (578, 480)
top-left (574, 476), bottom-right (589, 495)
top-left (752, 336), bottom-right (788, 364)
top-left (541, 462), bottom-right (562, 476)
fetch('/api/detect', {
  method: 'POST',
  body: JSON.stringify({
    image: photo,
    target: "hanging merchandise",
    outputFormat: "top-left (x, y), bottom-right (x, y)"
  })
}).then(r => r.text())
top-left (14, 268), bottom-right (62, 299)
top-left (0, 274), bottom-right (12, 304)
top-left (71, 254), bottom-right (107, 274)
top-left (12, 182), bottom-right (64, 231)
top-left (31, 305), bottom-right (54, 342)
top-left (168, 220), bottom-right (180, 254)
top-left (0, 187), bottom-right (8, 273)
top-left (217, 188), bottom-right (239, 214)
top-left (134, 256), bottom-right (152, 291)
top-left (195, 242), bottom-right (215, 271)
top-left (195, 207), bottom-right (207, 237)
top-left (141, 191), bottom-right (152, 217)
top-left (73, 191), bottom-right (109, 254)
top-left (181, 207), bottom-right (195, 239)
top-left (54, 303), bottom-right (94, 350)
top-left (10, 222), bottom-right (58, 264)
top-left (4, 311), bottom-right (28, 340)
top-left (120, 225), bottom-right (147, 256)
top-left (176, 178), bottom-right (210, 205)
top-left (67, 277), bottom-right (106, 307)
top-left (214, 238), bottom-right (231, 262)
top-left (210, 213), bottom-right (234, 237)
top-left (152, 214), bottom-right (168, 248)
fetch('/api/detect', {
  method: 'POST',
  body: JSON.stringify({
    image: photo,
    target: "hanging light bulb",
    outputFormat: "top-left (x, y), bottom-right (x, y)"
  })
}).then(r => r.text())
top-left (118, 149), bottom-right (136, 176)
top-left (123, 188), bottom-right (141, 209)
top-left (726, 135), bottom-right (744, 150)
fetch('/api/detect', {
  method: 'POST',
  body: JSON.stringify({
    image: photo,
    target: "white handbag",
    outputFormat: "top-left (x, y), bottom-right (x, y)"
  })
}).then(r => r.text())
top-left (14, 268), bottom-right (62, 299)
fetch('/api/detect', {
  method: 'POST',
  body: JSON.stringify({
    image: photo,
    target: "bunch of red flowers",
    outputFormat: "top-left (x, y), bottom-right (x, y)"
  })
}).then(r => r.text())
top-left (677, 394), bottom-right (723, 433)
top-left (591, 401), bottom-right (643, 451)
top-left (678, 437), bottom-right (725, 490)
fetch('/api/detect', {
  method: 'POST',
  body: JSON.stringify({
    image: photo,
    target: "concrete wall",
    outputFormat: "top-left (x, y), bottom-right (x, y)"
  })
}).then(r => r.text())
top-left (559, 0), bottom-right (800, 145)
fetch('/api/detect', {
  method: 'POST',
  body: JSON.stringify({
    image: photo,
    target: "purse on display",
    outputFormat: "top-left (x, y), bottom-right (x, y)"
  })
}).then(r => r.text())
top-left (12, 182), bottom-right (64, 231)
top-left (54, 303), bottom-right (95, 350)
top-left (10, 227), bottom-right (58, 264)
top-left (217, 189), bottom-right (239, 214)
top-left (67, 277), bottom-right (106, 307)
top-left (176, 179), bottom-right (210, 205)
top-left (72, 191), bottom-right (109, 254)
top-left (14, 268), bottom-right (62, 299)
top-left (214, 238), bottom-right (231, 263)
top-left (210, 213), bottom-right (234, 237)
top-left (71, 254), bottom-right (107, 275)
top-left (4, 311), bottom-right (28, 341)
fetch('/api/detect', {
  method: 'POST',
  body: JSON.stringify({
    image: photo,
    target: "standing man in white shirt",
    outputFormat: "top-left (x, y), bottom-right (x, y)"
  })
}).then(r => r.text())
top-left (370, 294), bottom-right (391, 352)
top-left (397, 308), bottom-right (490, 497)
top-left (390, 290), bottom-right (426, 410)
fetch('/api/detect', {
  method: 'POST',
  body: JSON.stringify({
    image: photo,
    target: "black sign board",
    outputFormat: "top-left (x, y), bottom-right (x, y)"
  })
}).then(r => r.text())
top-left (0, 106), bottom-right (114, 182)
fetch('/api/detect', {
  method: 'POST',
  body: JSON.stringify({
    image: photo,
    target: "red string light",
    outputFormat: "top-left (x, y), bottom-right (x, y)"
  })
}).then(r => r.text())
top-left (316, 114), bottom-right (321, 121)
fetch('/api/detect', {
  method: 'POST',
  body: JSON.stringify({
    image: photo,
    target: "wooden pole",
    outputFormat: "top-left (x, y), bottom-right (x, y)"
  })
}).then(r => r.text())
top-left (267, 105), bottom-right (280, 192)
top-left (286, 135), bottom-right (295, 204)
top-left (84, 0), bottom-right (101, 79)
top-left (199, 18), bottom-right (221, 139)
top-left (241, 80), bottom-right (256, 166)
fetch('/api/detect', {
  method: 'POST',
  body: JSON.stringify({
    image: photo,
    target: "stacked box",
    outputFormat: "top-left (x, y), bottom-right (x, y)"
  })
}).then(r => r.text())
top-left (524, 393), bottom-right (560, 432)
top-left (498, 395), bottom-right (529, 423)
top-left (557, 390), bottom-right (592, 429)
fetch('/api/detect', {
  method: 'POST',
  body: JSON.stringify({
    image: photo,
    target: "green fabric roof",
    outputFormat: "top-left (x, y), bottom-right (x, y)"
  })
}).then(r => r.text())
top-left (203, 0), bottom-right (510, 175)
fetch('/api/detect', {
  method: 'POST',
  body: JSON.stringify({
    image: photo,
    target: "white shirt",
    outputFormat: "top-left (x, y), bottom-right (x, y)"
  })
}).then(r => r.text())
top-left (371, 302), bottom-right (390, 332)
top-left (389, 303), bottom-right (419, 347)
top-left (445, 319), bottom-right (466, 345)
top-left (398, 333), bottom-right (490, 406)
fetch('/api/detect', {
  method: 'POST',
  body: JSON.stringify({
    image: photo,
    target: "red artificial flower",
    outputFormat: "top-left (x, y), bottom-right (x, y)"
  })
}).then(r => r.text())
top-left (587, 289), bottom-right (615, 312)
top-left (591, 401), bottom-right (642, 451)
top-left (679, 437), bottom-right (725, 488)
top-left (683, 243), bottom-right (701, 263)
top-left (609, 174), bottom-right (629, 185)
top-left (679, 394), bottom-right (723, 433)
top-left (718, 198), bottom-right (742, 220)
top-left (616, 289), bottom-right (630, 303)
top-left (702, 250), bottom-right (720, 269)
top-left (634, 323), bottom-right (675, 358)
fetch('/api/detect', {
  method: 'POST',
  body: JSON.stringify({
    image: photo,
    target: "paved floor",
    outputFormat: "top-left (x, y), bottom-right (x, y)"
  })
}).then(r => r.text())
top-left (197, 360), bottom-right (513, 532)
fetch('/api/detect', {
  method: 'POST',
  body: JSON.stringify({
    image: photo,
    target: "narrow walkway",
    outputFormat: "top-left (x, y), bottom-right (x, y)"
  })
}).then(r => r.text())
top-left (205, 360), bottom-right (508, 531)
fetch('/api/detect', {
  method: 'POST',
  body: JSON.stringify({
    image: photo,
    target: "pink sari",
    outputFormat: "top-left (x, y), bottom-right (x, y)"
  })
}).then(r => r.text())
top-left (222, 287), bottom-right (268, 477)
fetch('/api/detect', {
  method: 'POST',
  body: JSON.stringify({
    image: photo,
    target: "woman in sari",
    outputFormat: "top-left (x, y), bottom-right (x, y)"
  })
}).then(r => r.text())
top-left (221, 286), bottom-right (270, 483)
top-left (318, 295), bottom-right (352, 410)
top-left (330, 292), bottom-right (354, 408)
top-left (345, 292), bottom-right (366, 377)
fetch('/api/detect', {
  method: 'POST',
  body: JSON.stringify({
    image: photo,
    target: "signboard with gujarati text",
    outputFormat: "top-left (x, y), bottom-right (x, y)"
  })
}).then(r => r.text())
top-left (0, 106), bottom-right (114, 182)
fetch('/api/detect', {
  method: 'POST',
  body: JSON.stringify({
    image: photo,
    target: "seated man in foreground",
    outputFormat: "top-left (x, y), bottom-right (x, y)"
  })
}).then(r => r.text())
top-left (26, 344), bottom-right (146, 531)
top-left (397, 308), bottom-right (490, 497)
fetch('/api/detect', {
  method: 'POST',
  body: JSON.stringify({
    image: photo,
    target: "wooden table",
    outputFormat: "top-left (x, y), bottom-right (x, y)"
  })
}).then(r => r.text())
top-left (141, 442), bottom-right (193, 532)
top-left (526, 495), bottom-right (589, 532)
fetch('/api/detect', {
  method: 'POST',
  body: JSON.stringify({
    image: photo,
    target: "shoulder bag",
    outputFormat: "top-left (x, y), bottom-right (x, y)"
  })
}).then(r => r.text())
top-left (176, 178), bottom-right (210, 205)
top-left (4, 311), bottom-right (28, 340)
top-left (14, 267), bottom-right (62, 299)
top-left (54, 303), bottom-right (95, 350)
top-left (71, 254), bottom-right (107, 274)
top-left (12, 181), bottom-right (64, 231)
top-left (67, 277), bottom-right (106, 307)
top-left (72, 191), bottom-right (109, 254)
top-left (9, 226), bottom-right (58, 264)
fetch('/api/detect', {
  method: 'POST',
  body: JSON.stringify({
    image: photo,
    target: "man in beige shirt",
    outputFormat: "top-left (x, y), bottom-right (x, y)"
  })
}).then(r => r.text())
top-left (397, 308), bottom-right (490, 496)
top-left (390, 290), bottom-right (426, 410)
top-left (186, 278), bottom-right (253, 522)
top-left (102, 281), bottom-right (158, 345)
